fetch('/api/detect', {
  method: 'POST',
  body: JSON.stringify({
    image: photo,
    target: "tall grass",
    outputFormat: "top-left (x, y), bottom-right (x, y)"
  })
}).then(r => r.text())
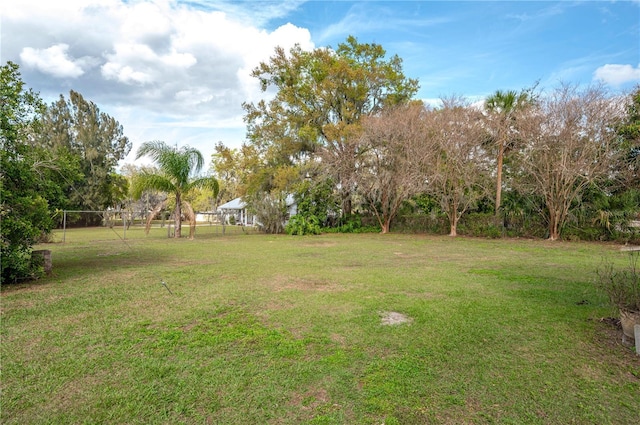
top-left (2, 230), bottom-right (639, 424)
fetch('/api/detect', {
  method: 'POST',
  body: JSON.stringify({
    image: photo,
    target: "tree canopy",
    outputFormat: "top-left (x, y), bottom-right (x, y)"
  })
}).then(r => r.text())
top-left (242, 36), bottom-right (419, 217)
top-left (36, 90), bottom-right (132, 214)
top-left (1, 62), bottom-right (52, 282)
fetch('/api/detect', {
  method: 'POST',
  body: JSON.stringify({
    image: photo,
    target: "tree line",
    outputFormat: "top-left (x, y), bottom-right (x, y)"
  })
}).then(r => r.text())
top-left (212, 37), bottom-right (640, 241)
top-left (1, 62), bottom-right (132, 283)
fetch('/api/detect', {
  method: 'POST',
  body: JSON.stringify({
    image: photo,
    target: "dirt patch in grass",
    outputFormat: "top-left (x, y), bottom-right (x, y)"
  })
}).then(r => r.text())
top-left (301, 242), bottom-right (337, 248)
top-left (392, 251), bottom-right (425, 259)
top-left (41, 371), bottom-right (108, 416)
top-left (285, 383), bottom-right (351, 422)
top-left (267, 275), bottom-right (344, 292)
top-left (380, 311), bottom-right (413, 326)
top-left (399, 290), bottom-right (442, 300)
top-left (259, 299), bottom-right (296, 312)
top-left (330, 333), bottom-right (347, 345)
top-left (288, 386), bottom-right (330, 410)
top-left (591, 317), bottom-right (640, 378)
top-left (340, 262), bottom-right (364, 269)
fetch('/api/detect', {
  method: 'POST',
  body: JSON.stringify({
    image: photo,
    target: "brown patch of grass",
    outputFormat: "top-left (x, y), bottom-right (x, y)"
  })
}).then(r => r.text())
top-left (330, 333), bottom-right (347, 345)
top-left (301, 242), bottom-right (336, 248)
top-left (592, 318), bottom-right (640, 372)
top-left (288, 386), bottom-right (330, 410)
top-left (400, 291), bottom-right (442, 299)
top-left (41, 371), bottom-right (108, 415)
top-left (265, 275), bottom-right (344, 292)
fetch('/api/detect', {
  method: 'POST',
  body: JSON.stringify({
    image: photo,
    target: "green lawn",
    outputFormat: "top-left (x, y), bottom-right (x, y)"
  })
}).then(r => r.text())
top-left (2, 228), bottom-right (639, 424)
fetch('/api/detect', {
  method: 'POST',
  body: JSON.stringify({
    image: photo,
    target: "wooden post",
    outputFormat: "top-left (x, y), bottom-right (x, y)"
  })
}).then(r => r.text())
top-left (32, 250), bottom-right (52, 275)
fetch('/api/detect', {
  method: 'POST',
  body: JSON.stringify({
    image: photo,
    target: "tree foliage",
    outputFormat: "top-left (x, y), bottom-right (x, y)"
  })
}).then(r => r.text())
top-left (210, 141), bottom-right (262, 203)
top-left (617, 86), bottom-right (640, 190)
top-left (245, 191), bottom-right (289, 234)
top-left (285, 177), bottom-right (340, 235)
top-left (36, 90), bottom-right (132, 214)
top-left (484, 87), bottom-right (536, 215)
top-left (243, 36), bottom-right (419, 216)
top-left (1, 62), bottom-right (51, 282)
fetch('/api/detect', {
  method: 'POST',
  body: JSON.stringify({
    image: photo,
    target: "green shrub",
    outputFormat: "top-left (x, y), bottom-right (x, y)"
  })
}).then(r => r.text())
top-left (322, 214), bottom-right (381, 233)
top-left (458, 213), bottom-right (503, 238)
top-left (286, 214), bottom-right (321, 235)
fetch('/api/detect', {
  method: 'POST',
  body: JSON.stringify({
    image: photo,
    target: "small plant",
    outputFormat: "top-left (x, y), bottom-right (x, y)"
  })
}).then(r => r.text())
top-left (596, 250), bottom-right (640, 313)
top-left (596, 249), bottom-right (640, 345)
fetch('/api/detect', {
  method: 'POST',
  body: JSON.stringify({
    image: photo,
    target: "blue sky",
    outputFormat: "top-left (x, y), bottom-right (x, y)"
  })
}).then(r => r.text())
top-left (3, 0), bottom-right (639, 168)
top-left (285, 1), bottom-right (639, 97)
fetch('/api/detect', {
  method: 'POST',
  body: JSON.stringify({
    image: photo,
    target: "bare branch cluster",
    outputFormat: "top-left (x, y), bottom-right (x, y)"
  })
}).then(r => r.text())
top-left (516, 84), bottom-right (624, 240)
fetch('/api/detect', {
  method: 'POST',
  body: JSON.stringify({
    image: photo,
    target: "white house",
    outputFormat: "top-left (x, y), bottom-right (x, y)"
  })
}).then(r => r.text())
top-left (217, 197), bottom-right (254, 226)
top-left (216, 196), bottom-right (297, 227)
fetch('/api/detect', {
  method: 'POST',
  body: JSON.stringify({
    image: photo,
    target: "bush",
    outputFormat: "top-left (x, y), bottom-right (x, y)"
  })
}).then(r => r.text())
top-left (457, 213), bottom-right (502, 238)
top-left (596, 250), bottom-right (640, 313)
top-left (322, 214), bottom-right (380, 234)
top-left (245, 192), bottom-right (288, 234)
top-left (286, 214), bottom-right (321, 236)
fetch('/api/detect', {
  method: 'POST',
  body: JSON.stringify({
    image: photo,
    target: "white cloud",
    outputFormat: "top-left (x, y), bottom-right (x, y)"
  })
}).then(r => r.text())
top-left (594, 64), bottom-right (640, 86)
top-left (101, 42), bottom-right (197, 85)
top-left (20, 44), bottom-right (87, 78)
top-left (3, 0), bottom-right (315, 166)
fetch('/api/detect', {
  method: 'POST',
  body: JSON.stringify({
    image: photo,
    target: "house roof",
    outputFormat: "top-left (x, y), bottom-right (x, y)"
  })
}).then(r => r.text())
top-left (217, 197), bottom-right (246, 211)
top-left (217, 195), bottom-right (296, 212)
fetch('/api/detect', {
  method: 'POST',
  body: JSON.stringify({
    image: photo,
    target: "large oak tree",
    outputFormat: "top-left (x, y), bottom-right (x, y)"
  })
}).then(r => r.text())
top-left (243, 36), bottom-right (419, 217)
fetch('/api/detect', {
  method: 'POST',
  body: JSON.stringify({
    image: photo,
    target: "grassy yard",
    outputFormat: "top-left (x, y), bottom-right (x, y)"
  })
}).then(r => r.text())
top-left (2, 228), bottom-right (639, 424)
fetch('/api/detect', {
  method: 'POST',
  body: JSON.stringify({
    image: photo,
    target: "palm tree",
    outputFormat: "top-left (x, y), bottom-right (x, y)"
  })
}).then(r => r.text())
top-left (484, 89), bottom-right (532, 216)
top-left (132, 141), bottom-right (219, 239)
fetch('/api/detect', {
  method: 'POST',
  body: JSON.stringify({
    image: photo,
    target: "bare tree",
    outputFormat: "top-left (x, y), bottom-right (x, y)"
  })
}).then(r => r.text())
top-left (516, 84), bottom-right (623, 240)
top-left (354, 103), bottom-right (431, 233)
top-left (424, 97), bottom-right (492, 236)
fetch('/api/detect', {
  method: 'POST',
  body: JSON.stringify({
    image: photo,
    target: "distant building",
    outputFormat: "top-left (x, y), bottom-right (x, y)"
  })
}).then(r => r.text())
top-left (217, 197), bottom-right (254, 226)
top-left (216, 196), bottom-right (297, 227)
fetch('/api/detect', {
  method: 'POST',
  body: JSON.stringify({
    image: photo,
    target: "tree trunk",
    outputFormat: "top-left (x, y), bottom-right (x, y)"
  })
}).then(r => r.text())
top-left (449, 221), bottom-right (457, 237)
top-left (341, 195), bottom-right (352, 218)
top-left (174, 193), bottom-right (182, 238)
top-left (448, 201), bottom-right (458, 237)
top-left (381, 218), bottom-right (390, 234)
top-left (548, 206), bottom-right (560, 241)
top-left (495, 142), bottom-right (504, 216)
top-left (449, 211), bottom-right (458, 237)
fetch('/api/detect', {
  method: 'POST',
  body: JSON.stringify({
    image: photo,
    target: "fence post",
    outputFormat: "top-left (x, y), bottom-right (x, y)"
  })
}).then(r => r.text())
top-left (63, 210), bottom-right (67, 243)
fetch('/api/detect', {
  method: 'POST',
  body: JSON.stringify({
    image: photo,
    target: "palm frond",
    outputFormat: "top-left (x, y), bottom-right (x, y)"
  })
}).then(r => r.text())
top-left (189, 176), bottom-right (220, 198)
top-left (182, 146), bottom-right (205, 176)
top-left (182, 201), bottom-right (196, 239)
top-left (131, 173), bottom-right (176, 199)
top-left (136, 141), bottom-right (171, 163)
